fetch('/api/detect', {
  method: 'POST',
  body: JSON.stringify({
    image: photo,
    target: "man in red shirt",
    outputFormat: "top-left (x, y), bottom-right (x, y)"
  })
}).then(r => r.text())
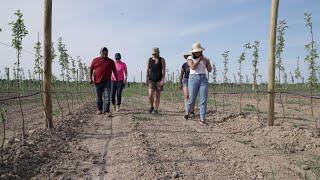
top-left (90, 47), bottom-right (118, 116)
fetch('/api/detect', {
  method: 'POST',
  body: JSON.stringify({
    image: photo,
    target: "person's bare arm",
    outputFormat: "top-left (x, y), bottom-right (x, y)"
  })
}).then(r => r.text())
top-left (90, 68), bottom-right (94, 84)
top-left (124, 66), bottom-right (128, 83)
top-left (179, 67), bottom-right (184, 88)
top-left (112, 62), bottom-right (118, 82)
top-left (205, 58), bottom-right (212, 72)
top-left (161, 58), bottom-right (166, 85)
top-left (188, 58), bottom-right (201, 70)
top-left (146, 59), bottom-right (150, 85)
top-left (89, 60), bottom-right (94, 84)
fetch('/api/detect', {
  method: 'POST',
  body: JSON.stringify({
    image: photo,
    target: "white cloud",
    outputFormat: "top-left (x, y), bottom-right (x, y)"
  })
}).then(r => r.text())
top-left (178, 16), bottom-right (245, 37)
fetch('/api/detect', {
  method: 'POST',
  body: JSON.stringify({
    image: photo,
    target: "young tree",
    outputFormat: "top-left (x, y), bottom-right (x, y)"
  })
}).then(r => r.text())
top-left (221, 51), bottom-right (230, 111)
top-left (33, 39), bottom-right (43, 82)
top-left (238, 43), bottom-right (251, 113)
top-left (57, 37), bottom-right (72, 114)
top-left (9, 10), bottom-right (28, 138)
top-left (245, 75), bottom-right (249, 84)
top-left (289, 71), bottom-right (295, 84)
top-left (212, 63), bottom-right (218, 111)
top-left (222, 51), bottom-right (230, 84)
top-left (57, 37), bottom-right (69, 82)
top-left (294, 56), bottom-right (303, 83)
top-left (252, 41), bottom-right (260, 91)
top-left (9, 10), bottom-right (28, 84)
top-left (304, 12), bottom-right (319, 130)
top-left (77, 56), bottom-right (84, 82)
top-left (83, 63), bottom-right (89, 81)
top-left (212, 63), bottom-right (217, 84)
top-left (70, 56), bottom-right (77, 81)
top-left (275, 20), bottom-right (288, 122)
top-left (276, 20), bottom-right (288, 84)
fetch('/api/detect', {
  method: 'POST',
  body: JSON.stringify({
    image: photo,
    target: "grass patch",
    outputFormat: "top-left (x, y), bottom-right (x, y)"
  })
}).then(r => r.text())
top-left (243, 104), bottom-right (256, 112)
top-left (234, 138), bottom-right (251, 145)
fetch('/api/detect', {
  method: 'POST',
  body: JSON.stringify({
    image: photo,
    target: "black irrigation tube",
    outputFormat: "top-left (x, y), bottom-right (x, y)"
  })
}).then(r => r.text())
top-left (256, 90), bottom-right (320, 100)
top-left (0, 92), bottom-right (41, 102)
top-left (0, 90), bottom-right (93, 101)
top-left (209, 90), bottom-right (320, 100)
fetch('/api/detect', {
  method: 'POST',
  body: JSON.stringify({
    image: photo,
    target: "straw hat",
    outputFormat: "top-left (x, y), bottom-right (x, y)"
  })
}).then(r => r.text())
top-left (152, 47), bottom-right (160, 55)
top-left (190, 43), bottom-right (205, 53)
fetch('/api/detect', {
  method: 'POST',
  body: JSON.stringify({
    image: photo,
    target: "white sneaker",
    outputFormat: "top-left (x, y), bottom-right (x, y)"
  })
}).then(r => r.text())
top-left (116, 105), bottom-right (121, 112)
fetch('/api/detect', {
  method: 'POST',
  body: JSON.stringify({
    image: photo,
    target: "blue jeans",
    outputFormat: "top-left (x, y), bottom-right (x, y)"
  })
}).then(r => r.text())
top-left (95, 80), bottom-right (112, 113)
top-left (185, 74), bottom-right (208, 121)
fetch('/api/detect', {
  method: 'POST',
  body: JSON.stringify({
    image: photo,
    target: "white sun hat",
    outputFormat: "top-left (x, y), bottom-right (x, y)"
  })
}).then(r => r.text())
top-left (183, 53), bottom-right (191, 59)
top-left (190, 42), bottom-right (205, 53)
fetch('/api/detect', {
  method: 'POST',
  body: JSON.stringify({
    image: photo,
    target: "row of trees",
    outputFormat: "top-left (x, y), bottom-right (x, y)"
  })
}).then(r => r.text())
top-left (0, 10), bottom-right (90, 85)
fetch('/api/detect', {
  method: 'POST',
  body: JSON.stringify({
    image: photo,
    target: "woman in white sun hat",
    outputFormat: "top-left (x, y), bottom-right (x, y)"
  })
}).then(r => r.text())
top-left (184, 43), bottom-right (212, 126)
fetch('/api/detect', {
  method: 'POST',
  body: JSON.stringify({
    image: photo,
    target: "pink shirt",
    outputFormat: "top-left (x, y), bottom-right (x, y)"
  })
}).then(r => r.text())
top-left (112, 60), bottom-right (127, 81)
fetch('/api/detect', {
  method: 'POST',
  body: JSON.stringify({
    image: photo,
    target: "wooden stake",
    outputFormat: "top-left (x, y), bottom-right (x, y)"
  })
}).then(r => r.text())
top-left (267, 0), bottom-right (279, 126)
top-left (43, 0), bottom-right (53, 128)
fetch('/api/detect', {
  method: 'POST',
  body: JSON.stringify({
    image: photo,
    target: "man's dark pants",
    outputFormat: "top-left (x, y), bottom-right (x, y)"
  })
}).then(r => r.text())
top-left (95, 80), bottom-right (112, 113)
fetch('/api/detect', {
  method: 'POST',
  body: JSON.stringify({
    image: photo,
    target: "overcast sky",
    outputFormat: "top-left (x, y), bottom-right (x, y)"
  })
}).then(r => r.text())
top-left (0, 0), bottom-right (319, 82)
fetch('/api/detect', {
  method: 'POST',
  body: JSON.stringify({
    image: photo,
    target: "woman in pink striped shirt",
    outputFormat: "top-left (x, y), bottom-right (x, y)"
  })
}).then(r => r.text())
top-left (111, 53), bottom-right (128, 111)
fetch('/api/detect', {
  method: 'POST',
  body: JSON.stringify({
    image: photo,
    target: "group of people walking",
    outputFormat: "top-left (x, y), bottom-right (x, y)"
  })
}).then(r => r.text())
top-left (90, 47), bottom-right (127, 117)
top-left (90, 42), bottom-right (212, 126)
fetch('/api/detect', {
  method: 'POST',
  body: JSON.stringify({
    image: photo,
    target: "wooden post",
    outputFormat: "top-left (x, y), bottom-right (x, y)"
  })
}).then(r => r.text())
top-left (43, 0), bottom-right (53, 128)
top-left (267, 0), bottom-right (279, 126)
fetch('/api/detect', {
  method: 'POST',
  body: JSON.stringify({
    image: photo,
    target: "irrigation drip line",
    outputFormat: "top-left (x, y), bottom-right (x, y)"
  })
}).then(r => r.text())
top-left (0, 92), bottom-right (41, 102)
top-left (0, 90), bottom-right (94, 102)
top-left (208, 90), bottom-right (320, 99)
top-left (256, 90), bottom-right (320, 99)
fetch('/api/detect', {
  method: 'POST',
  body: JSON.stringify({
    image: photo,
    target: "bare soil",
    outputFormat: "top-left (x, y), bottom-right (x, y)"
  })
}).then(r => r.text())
top-left (1, 94), bottom-right (320, 180)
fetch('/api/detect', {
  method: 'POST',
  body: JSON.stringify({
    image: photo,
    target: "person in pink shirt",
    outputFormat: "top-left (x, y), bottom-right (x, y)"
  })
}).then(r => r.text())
top-left (111, 53), bottom-right (128, 111)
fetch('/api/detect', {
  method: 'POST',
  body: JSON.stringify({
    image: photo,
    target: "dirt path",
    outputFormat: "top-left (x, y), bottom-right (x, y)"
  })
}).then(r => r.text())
top-left (28, 95), bottom-right (317, 180)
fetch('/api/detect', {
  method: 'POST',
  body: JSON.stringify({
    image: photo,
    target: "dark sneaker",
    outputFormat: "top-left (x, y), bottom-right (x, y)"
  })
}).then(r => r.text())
top-left (183, 114), bottom-right (189, 120)
top-left (149, 107), bottom-right (154, 114)
top-left (189, 112), bottom-right (195, 118)
top-left (154, 110), bottom-right (159, 114)
top-left (105, 112), bottom-right (113, 117)
top-left (199, 121), bottom-right (208, 126)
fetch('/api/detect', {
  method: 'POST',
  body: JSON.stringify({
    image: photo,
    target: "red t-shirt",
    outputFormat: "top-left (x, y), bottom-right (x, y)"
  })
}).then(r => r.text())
top-left (90, 57), bottom-right (116, 84)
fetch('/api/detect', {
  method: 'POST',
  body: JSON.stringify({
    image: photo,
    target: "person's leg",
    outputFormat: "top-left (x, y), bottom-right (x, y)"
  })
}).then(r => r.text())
top-left (95, 83), bottom-right (103, 114)
top-left (148, 81), bottom-right (155, 113)
top-left (199, 75), bottom-right (209, 122)
top-left (111, 81), bottom-right (117, 106)
top-left (185, 75), bottom-right (200, 117)
top-left (103, 80), bottom-right (112, 114)
top-left (117, 82), bottom-right (125, 106)
top-left (183, 86), bottom-right (189, 109)
top-left (154, 83), bottom-right (162, 112)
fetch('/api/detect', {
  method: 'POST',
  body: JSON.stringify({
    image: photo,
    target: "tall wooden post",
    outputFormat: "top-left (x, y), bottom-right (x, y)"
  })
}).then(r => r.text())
top-left (267, 0), bottom-right (279, 126)
top-left (43, 0), bottom-right (53, 128)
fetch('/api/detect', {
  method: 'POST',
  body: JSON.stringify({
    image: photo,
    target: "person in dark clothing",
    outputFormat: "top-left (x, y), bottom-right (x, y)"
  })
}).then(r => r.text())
top-left (90, 47), bottom-right (118, 116)
top-left (179, 53), bottom-right (195, 117)
top-left (111, 53), bottom-right (128, 112)
top-left (146, 47), bottom-right (166, 114)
